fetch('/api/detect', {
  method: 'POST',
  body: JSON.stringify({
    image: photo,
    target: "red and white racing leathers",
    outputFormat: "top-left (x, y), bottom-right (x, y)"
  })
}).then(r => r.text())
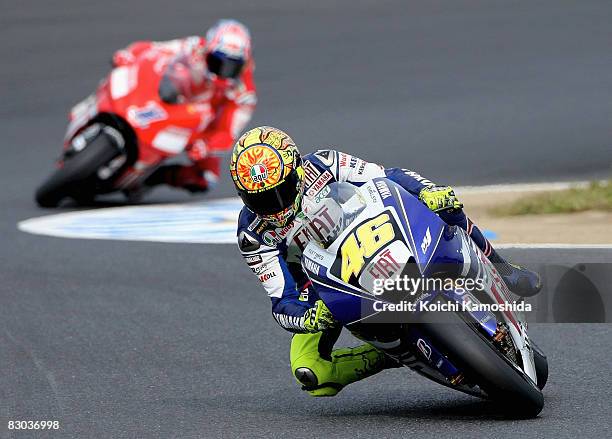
top-left (113, 36), bottom-right (256, 191)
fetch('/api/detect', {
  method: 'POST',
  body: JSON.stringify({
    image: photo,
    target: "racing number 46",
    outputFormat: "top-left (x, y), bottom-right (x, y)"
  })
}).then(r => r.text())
top-left (340, 213), bottom-right (395, 282)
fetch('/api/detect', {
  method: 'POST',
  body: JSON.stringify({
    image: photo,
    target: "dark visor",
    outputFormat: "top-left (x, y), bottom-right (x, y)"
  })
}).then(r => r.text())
top-left (206, 51), bottom-right (245, 79)
top-left (240, 170), bottom-right (300, 215)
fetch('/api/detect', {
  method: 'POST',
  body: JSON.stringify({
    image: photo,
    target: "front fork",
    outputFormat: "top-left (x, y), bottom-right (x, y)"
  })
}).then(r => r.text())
top-left (448, 228), bottom-right (538, 384)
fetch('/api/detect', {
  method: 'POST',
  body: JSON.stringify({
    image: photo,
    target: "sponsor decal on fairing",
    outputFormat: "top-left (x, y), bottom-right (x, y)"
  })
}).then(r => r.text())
top-left (127, 101), bottom-right (168, 128)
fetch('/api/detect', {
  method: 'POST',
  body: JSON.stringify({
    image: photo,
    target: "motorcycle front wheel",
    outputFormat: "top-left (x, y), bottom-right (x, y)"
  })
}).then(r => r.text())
top-left (35, 130), bottom-right (121, 207)
top-left (417, 297), bottom-right (544, 417)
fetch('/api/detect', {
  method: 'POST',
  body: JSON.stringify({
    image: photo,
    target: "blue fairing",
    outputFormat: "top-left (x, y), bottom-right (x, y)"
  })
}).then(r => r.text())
top-left (381, 179), bottom-right (465, 275)
top-left (310, 280), bottom-right (378, 323)
top-left (308, 178), bottom-right (497, 333)
top-left (303, 178), bottom-right (503, 383)
top-left (308, 178), bottom-right (467, 325)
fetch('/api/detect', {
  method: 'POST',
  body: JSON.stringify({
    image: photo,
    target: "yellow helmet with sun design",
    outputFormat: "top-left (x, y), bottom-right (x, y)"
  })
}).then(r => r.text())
top-left (230, 126), bottom-right (304, 226)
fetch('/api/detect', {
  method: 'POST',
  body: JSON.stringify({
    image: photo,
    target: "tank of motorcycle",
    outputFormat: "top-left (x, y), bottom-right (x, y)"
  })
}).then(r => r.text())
top-left (301, 178), bottom-right (468, 326)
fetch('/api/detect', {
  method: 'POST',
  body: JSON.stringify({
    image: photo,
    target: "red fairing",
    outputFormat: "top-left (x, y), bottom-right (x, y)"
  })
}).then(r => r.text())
top-left (64, 36), bottom-right (256, 190)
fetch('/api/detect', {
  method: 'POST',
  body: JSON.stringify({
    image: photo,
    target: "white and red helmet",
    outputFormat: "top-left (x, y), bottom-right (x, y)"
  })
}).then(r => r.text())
top-left (205, 19), bottom-right (251, 79)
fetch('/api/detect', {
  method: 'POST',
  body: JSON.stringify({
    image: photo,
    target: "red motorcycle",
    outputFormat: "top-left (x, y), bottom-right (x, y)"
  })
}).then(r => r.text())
top-left (35, 49), bottom-right (215, 207)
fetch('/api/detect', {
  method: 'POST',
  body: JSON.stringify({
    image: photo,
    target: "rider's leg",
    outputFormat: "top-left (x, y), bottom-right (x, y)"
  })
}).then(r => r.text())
top-left (438, 209), bottom-right (542, 296)
top-left (290, 327), bottom-right (392, 397)
top-left (194, 155), bottom-right (221, 190)
top-left (143, 149), bottom-right (221, 193)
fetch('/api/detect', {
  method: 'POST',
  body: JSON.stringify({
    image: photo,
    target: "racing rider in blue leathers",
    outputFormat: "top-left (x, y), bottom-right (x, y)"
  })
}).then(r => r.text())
top-left (230, 126), bottom-right (542, 396)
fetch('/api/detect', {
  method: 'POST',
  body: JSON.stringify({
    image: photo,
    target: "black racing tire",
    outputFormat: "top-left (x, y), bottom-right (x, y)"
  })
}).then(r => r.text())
top-left (35, 132), bottom-right (120, 207)
top-left (417, 298), bottom-right (544, 417)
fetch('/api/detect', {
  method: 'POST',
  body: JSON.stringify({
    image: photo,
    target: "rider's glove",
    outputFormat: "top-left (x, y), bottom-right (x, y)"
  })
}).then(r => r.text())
top-left (418, 186), bottom-right (463, 213)
top-left (303, 300), bottom-right (337, 333)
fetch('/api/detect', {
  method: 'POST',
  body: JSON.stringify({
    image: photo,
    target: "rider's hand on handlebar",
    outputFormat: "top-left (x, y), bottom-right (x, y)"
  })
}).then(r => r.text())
top-left (303, 300), bottom-right (337, 333)
top-left (418, 186), bottom-right (463, 213)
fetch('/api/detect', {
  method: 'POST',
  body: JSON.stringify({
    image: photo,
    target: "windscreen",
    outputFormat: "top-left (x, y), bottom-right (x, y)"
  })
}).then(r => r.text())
top-left (302, 182), bottom-right (367, 248)
top-left (158, 57), bottom-right (195, 104)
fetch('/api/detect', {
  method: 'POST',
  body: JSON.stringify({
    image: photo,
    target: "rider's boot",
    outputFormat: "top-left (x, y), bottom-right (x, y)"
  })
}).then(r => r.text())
top-left (144, 164), bottom-right (210, 193)
top-left (122, 185), bottom-right (151, 203)
top-left (488, 249), bottom-right (542, 297)
top-left (418, 185), bottom-right (543, 297)
top-left (290, 331), bottom-right (397, 397)
top-left (437, 209), bottom-right (542, 297)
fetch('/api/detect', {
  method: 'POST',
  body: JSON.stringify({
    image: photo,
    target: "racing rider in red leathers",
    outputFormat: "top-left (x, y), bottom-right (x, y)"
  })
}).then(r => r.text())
top-left (113, 19), bottom-right (256, 193)
top-left (230, 126), bottom-right (542, 397)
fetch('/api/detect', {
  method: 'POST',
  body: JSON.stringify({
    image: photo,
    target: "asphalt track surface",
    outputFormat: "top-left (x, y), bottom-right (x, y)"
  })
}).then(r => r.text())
top-left (2, 1), bottom-right (612, 438)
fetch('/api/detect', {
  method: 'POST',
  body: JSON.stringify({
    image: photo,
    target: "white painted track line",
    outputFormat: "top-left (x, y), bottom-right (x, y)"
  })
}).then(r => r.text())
top-left (496, 243), bottom-right (612, 249)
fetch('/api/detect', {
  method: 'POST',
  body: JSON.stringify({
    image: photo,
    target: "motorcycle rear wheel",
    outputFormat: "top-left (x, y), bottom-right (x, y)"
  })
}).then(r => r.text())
top-left (417, 298), bottom-right (544, 417)
top-left (35, 131), bottom-right (121, 207)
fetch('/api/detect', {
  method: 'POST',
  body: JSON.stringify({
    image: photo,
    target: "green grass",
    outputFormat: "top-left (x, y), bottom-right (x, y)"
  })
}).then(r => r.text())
top-left (491, 180), bottom-right (612, 216)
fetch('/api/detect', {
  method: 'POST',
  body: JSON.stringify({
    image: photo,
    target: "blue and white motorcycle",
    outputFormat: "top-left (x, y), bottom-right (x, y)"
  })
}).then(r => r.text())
top-left (301, 178), bottom-right (548, 416)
